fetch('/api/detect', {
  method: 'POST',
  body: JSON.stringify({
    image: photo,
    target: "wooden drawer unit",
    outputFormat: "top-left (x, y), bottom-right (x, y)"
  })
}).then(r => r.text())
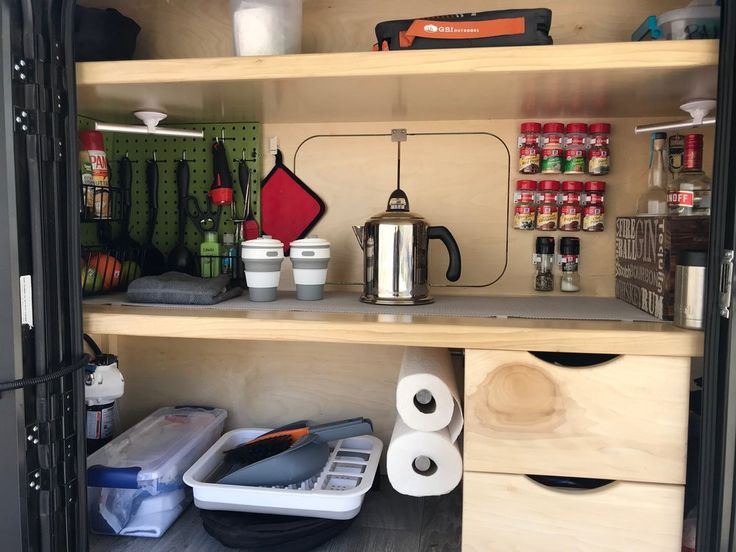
top-left (464, 350), bottom-right (690, 484)
top-left (462, 472), bottom-right (684, 552)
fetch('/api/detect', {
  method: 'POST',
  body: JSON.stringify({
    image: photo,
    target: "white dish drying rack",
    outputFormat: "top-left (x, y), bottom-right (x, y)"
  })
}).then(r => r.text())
top-left (183, 428), bottom-right (383, 520)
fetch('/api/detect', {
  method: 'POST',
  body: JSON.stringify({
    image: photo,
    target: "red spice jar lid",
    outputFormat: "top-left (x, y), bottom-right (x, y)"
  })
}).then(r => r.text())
top-left (589, 123), bottom-right (611, 134)
top-left (543, 122), bottom-right (565, 134)
top-left (685, 133), bottom-right (704, 146)
top-left (516, 180), bottom-right (537, 191)
top-left (538, 180), bottom-right (561, 191)
top-left (520, 122), bottom-right (542, 133)
top-left (562, 180), bottom-right (584, 191)
top-left (584, 181), bottom-right (606, 192)
top-left (565, 123), bottom-right (589, 134)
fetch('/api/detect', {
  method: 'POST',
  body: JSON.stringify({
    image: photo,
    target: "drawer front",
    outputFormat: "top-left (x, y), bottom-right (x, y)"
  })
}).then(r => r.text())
top-left (462, 472), bottom-right (684, 552)
top-left (464, 350), bottom-right (690, 484)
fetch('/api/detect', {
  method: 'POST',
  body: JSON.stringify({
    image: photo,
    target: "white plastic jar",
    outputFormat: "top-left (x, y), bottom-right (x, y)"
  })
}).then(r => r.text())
top-left (231, 0), bottom-right (303, 56)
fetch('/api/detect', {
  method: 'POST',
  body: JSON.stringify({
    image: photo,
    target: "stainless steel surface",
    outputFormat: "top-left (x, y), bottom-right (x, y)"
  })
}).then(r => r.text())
top-left (633, 116), bottom-right (716, 134)
top-left (357, 211), bottom-right (434, 305)
top-left (674, 265), bottom-right (706, 330)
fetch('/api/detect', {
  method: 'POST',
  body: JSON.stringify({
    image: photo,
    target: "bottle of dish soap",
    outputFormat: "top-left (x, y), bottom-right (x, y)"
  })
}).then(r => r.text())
top-left (200, 231), bottom-right (221, 278)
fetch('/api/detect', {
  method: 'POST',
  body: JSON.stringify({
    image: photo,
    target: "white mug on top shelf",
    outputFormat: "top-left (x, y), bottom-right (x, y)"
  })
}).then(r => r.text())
top-left (241, 236), bottom-right (284, 302)
top-left (289, 237), bottom-right (330, 301)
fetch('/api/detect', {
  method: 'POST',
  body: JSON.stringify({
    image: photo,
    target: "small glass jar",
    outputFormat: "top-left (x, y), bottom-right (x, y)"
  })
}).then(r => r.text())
top-left (583, 181), bottom-right (605, 232)
top-left (564, 123), bottom-right (588, 175)
top-left (588, 123), bottom-right (611, 176)
top-left (541, 122), bottom-right (565, 174)
top-left (559, 237), bottom-right (580, 292)
top-left (533, 236), bottom-right (555, 292)
top-left (512, 180), bottom-right (537, 230)
top-left (535, 180), bottom-right (560, 231)
top-left (518, 122), bottom-right (542, 174)
top-left (559, 181), bottom-right (583, 231)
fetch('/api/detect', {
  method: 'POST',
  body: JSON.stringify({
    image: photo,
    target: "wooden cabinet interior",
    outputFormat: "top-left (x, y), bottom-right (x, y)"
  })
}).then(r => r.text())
top-left (78, 0), bottom-right (697, 58)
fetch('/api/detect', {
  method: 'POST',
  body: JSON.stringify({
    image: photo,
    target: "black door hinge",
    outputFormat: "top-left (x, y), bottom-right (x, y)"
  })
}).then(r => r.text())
top-left (12, 57), bottom-right (34, 83)
top-left (14, 107), bottom-right (37, 134)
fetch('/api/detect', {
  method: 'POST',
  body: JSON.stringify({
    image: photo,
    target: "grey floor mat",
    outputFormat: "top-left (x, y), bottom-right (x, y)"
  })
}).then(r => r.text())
top-left (85, 291), bottom-right (659, 322)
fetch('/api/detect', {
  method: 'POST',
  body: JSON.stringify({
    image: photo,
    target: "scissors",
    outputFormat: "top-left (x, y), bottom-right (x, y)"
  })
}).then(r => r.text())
top-left (186, 195), bottom-right (222, 237)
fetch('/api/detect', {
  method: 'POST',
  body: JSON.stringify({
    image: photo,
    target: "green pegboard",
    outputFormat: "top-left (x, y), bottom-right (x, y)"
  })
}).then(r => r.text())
top-left (80, 120), bottom-right (261, 258)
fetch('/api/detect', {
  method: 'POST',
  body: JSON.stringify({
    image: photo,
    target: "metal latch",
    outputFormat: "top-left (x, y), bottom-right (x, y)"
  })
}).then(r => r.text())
top-left (720, 250), bottom-right (734, 318)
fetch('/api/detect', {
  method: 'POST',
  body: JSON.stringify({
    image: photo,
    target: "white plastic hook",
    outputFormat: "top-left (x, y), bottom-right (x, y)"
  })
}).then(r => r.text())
top-left (680, 99), bottom-right (717, 125)
top-left (134, 111), bottom-right (168, 133)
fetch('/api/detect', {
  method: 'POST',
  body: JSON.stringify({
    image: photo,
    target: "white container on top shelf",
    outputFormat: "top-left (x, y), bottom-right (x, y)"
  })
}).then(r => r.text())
top-left (657, 6), bottom-right (720, 40)
top-left (231, 0), bottom-right (303, 56)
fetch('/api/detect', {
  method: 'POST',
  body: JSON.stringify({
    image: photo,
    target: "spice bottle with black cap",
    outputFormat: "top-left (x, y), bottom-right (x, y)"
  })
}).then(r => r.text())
top-left (559, 237), bottom-right (581, 292)
top-left (532, 237), bottom-right (555, 292)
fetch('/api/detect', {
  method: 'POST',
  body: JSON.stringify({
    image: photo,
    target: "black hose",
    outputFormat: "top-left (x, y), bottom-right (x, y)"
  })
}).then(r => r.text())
top-left (0, 354), bottom-right (90, 394)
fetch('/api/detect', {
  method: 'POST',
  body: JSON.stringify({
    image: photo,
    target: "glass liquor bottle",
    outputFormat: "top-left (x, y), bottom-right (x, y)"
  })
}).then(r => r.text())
top-left (636, 132), bottom-right (670, 216)
top-left (669, 133), bottom-right (711, 216)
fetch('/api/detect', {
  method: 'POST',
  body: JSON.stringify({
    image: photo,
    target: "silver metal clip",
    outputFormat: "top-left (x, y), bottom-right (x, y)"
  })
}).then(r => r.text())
top-left (719, 250), bottom-right (733, 319)
top-left (391, 129), bottom-right (407, 142)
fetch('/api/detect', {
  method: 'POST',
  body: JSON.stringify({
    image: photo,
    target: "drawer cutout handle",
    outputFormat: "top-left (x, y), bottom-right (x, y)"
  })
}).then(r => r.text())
top-left (530, 351), bottom-right (620, 368)
top-left (526, 474), bottom-right (614, 491)
top-left (413, 389), bottom-right (437, 414)
top-left (413, 456), bottom-right (438, 477)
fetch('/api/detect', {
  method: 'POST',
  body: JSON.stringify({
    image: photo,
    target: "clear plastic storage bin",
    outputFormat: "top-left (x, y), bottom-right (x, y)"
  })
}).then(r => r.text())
top-left (87, 406), bottom-right (227, 538)
top-left (231, 0), bottom-right (303, 56)
top-left (657, 6), bottom-right (720, 40)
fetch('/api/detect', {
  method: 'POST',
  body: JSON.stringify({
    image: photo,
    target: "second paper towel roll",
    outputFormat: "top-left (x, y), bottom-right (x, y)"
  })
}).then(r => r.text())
top-left (396, 347), bottom-right (463, 441)
top-left (387, 417), bottom-right (462, 497)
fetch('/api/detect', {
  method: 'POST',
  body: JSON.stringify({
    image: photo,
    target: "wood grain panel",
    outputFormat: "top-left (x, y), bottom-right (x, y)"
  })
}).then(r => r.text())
top-left (462, 472), bottom-right (684, 552)
top-left (79, 0), bottom-right (689, 58)
top-left (464, 350), bottom-right (691, 484)
top-left (75, 41), bottom-right (718, 123)
top-left (264, 119), bottom-right (715, 297)
top-left (83, 304), bottom-right (705, 357)
top-left (111, 337), bottom-right (404, 447)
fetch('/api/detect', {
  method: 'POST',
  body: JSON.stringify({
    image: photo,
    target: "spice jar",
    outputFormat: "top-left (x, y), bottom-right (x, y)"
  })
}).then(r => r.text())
top-left (541, 122), bottom-right (565, 174)
top-left (559, 237), bottom-right (581, 292)
top-left (583, 181), bottom-right (605, 232)
top-left (535, 180), bottom-right (560, 231)
top-left (533, 236), bottom-right (555, 292)
top-left (512, 180), bottom-right (537, 230)
top-left (587, 123), bottom-right (611, 176)
top-left (559, 181), bottom-right (583, 231)
top-left (564, 123), bottom-right (588, 175)
top-left (518, 122), bottom-right (542, 174)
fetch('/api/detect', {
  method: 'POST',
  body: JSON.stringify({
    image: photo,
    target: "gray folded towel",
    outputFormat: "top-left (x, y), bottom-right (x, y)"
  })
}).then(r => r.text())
top-left (127, 272), bottom-right (242, 305)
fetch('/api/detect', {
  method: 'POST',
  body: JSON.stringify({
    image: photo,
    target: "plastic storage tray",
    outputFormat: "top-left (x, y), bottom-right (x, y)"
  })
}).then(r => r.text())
top-left (657, 6), bottom-right (720, 40)
top-left (183, 428), bottom-right (383, 520)
top-left (87, 406), bottom-right (227, 537)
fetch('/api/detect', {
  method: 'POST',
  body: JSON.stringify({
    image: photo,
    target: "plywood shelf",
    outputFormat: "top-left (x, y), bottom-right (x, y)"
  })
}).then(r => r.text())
top-left (83, 301), bottom-right (703, 357)
top-left (76, 40), bottom-right (719, 124)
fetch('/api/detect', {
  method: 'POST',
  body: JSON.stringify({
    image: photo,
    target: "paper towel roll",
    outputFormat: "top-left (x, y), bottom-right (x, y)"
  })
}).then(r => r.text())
top-left (396, 347), bottom-right (463, 442)
top-left (387, 417), bottom-right (462, 497)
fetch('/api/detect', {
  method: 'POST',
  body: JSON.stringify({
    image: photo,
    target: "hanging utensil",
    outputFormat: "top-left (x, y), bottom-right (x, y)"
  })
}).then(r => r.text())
top-left (140, 155), bottom-right (166, 276)
top-left (187, 195), bottom-right (222, 238)
top-left (168, 154), bottom-right (196, 274)
top-left (208, 138), bottom-right (233, 206)
top-left (236, 152), bottom-right (260, 241)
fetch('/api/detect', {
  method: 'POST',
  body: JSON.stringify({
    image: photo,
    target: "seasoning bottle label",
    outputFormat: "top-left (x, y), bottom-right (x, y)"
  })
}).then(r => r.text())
top-left (588, 149), bottom-right (609, 175)
top-left (560, 254), bottom-right (579, 272)
top-left (519, 146), bottom-right (540, 174)
top-left (513, 205), bottom-right (535, 230)
top-left (668, 135), bottom-right (685, 173)
top-left (541, 146), bottom-right (563, 173)
top-left (536, 206), bottom-right (558, 230)
top-left (583, 206), bottom-right (604, 231)
top-left (559, 205), bottom-right (581, 231)
top-left (564, 149), bottom-right (586, 174)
